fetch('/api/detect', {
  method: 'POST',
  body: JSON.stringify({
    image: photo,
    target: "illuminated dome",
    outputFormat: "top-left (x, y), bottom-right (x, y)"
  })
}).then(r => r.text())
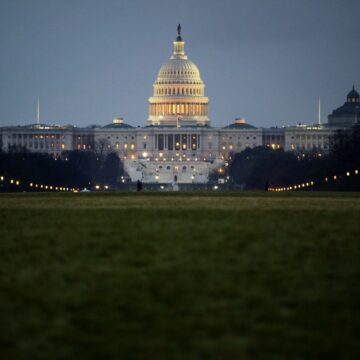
top-left (156, 60), bottom-right (202, 84)
top-left (147, 25), bottom-right (209, 127)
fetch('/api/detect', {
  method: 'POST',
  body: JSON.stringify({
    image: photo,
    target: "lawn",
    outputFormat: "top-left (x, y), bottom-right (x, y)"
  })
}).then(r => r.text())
top-left (1, 192), bottom-right (360, 359)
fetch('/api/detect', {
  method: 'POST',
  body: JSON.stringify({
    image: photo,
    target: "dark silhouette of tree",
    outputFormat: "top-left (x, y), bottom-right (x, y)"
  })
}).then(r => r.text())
top-left (330, 124), bottom-right (360, 171)
top-left (229, 147), bottom-right (301, 189)
top-left (102, 152), bottom-right (122, 186)
top-left (0, 147), bottom-right (126, 191)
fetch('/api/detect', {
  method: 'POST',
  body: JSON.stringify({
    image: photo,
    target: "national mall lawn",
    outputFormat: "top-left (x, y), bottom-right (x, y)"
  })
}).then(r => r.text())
top-left (1, 192), bottom-right (360, 359)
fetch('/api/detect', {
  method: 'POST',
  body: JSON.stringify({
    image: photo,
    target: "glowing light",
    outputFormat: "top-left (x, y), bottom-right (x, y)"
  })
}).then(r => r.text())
top-left (95, 185), bottom-right (100, 190)
top-left (213, 185), bottom-right (218, 190)
top-left (346, 172), bottom-right (350, 176)
top-left (142, 151), bottom-right (148, 158)
top-left (104, 185), bottom-right (109, 190)
top-left (30, 183), bottom-right (33, 187)
top-left (355, 170), bottom-right (359, 175)
top-left (333, 175), bottom-right (337, 180)
top-left (16, 180), bottom-right (20, 186)
top-left (0, 176), bottom-right (4, 181)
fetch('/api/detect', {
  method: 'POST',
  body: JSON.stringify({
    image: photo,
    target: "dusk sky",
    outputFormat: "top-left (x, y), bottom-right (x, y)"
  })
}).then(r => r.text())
top-left (0, 0), bottom-right (359, 128)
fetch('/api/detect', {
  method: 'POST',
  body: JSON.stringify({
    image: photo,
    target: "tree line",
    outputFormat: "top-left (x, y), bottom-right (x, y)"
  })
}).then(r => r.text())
top-left (0, 143), bottom-right (125, 191)
top-left (219, 124), bottom-right (360, 191)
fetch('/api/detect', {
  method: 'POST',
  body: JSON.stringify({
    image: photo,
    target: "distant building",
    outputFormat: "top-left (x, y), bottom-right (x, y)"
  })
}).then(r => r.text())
top-left (0, 26), bottom-right (357, 183)
top-left (328, 86), bottom-right (360, 127)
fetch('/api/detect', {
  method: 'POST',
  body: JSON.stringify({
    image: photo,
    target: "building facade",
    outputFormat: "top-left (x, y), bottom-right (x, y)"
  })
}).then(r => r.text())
top-left (0, 26), bottom-right (358, 183)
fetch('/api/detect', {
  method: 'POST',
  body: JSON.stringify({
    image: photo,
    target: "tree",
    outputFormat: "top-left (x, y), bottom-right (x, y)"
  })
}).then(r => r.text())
top-left (229, 146), bottom-right (302, 189)
top-left (330, 124), bottom-right (360, 171)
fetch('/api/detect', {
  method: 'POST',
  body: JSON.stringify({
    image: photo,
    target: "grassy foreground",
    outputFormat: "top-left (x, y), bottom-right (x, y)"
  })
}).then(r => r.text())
top-left (1, 192), bottom-right (360, 359)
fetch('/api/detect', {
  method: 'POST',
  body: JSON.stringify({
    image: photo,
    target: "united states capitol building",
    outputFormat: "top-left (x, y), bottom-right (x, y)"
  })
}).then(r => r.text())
top-left (1, 26), bottom-right (359, 183)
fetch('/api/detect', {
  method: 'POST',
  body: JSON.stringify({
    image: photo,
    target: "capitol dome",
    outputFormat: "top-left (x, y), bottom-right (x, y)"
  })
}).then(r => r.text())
top-left (147, 25), bottom-right (209, 127)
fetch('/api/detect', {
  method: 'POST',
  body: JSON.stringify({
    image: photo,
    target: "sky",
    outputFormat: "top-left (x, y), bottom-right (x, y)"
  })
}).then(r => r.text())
top-left (0, 0), bottom-right (359, 128)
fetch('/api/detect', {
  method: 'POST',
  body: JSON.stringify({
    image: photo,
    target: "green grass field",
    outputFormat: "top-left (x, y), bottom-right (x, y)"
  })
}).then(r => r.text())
top-left (1, 192), bottom-right (360, 359)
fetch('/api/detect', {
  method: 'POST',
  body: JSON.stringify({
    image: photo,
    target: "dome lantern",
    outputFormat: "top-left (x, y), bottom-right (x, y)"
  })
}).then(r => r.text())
top-left (347, 85), bottom-right (359, 103)
top-left (171, 24), bottom-right (187, 60)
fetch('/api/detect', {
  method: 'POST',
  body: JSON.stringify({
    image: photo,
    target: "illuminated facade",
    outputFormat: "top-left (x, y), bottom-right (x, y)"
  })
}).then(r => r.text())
top-left (0, 27), bottom-right (356, 184)
top-left (147, 25), bottom-right (209, 127)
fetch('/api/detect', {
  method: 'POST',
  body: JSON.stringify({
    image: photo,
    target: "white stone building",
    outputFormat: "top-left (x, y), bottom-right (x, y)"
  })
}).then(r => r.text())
top-left (0, 26), bottom-right (356, 183)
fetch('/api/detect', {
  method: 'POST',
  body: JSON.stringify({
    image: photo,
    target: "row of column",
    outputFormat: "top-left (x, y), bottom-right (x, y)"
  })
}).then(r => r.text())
top-left (156, 87), bottom-right (202, 96)
top-left (149, 103), bottom-right (208, 116)
top-left (155, 134), bottom-right (201, 151)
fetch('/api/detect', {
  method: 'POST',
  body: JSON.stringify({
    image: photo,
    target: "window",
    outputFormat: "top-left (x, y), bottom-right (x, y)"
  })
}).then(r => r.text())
top-left (158, 134), bottom-right (164, 151)
top-left (181, 134), bottom-right (187, 150)
top-left (168, 134), bottom-right (173, 150)
top-left (175, 134), bottom-right (180, 150)
top-left (191, 134), bottom-right (197, 150)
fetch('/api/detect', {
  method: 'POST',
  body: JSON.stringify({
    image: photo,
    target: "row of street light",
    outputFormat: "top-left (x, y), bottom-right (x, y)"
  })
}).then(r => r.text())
top-left (0, 175), bottom-right (77, 192)
top-left (269, 169), bottom-right (359, 192)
